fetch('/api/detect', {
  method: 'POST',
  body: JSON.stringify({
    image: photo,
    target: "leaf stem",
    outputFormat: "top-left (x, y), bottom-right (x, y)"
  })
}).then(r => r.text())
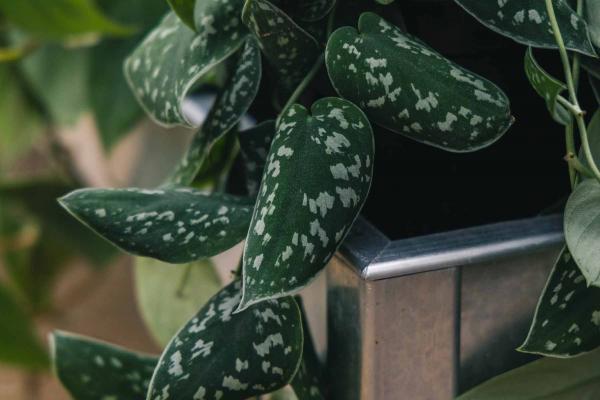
top-left (565, 152), bottom-right (593, 178)
top-left (545, 0), bottom-right (600, 185)
top-left (176, 263), bottom-right (194, 298)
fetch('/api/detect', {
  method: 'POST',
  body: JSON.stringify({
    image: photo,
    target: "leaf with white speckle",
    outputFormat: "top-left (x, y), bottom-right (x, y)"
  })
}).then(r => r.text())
top-left (124, 6), bottom-right (246, 127)
top-left (147, 280), bottom-right (303, 400)
top-left (167, 37), bottom-right (262, 186)
top-left (239, 97), bottom-right (374, 310)
top-left (520, 247), bottom-right (600, 357)
top-left (326, 12), bottom-right (513, 152)
top-left (58, 188), bottom-right (253, 264)
top-left (454, 0), bottom-right (596, 56)
top-left (243, 0), bottom-right (321, 95)
top-left (269, 0), bottom-right (336, 22)
top-left (51, 331), bottom-right (158, 400)
top-left (524, 47), bottom-right (571, 126)
top-left (239, 120), bottom-right (277, 197)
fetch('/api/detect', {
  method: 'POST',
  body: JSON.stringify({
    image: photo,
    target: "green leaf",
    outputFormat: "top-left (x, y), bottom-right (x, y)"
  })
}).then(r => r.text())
top-left (124, 6), bottom-right (247, 127)
top-left (456, 348), bottom-right (600, 399)
top-left (0, 283), bottom-right (48, 370)
top-left (147, 280), bottom-right (303, 399)
top-left (58, 187), bottom-right (253, 264)
top-left (325, 12), bottom-right (513, 153)
top-left (269, 0), bottom-right (337, 22)
top-left (519, 247), bottom-right (600, 357)
top-left (239, 97), bottom-right (374, 310)
top-left (167, 37), bottom-right (262, 186)
top-left (375, 0), bottom-right (395, 4)
top-left (454, 0), bottom-right (596, 56)
top-left (580, 110), bottom-right (600, 172)
top-left (51, 331), bottom-right (158, 400)
top-left (564, 179), bottom-right (600, 287)
top-left (524, 47), bottom-right (571, 126)
top-left (239, 120), bottom-right (277, 197)
top-left (243, 0), bottom-right (321, 95)
top-left (167, 0), bottom-right (196, 31)
top-left (0, 0), bottom-right (131, 39)
top-left (134, 257), bottom-right (221, 347)
top-left (585, 0), bottom-right (600, 48)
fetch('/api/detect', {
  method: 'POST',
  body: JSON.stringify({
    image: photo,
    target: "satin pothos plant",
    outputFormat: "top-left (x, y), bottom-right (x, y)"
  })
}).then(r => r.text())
top-left (49, 0), bottom-right (600, 398)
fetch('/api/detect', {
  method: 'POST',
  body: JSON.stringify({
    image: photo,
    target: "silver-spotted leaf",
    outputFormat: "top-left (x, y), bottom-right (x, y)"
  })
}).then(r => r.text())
top-left (326, 12), bottom-right (513, 152)
top-left (58, 188), bottom-right (253, 264)
top-left (134, 257), bottom-right (221, 347)
top-left (239, 97), bottom-right (374, 310)
top-left (269, 0), bottom-right (336, 22)
top-left (167, 37), bottom-right (262, 186)
top-left (167, 0), bottom-right (196, 30)
top-left (524, 47), bottom-right (571, 126)
top-left (51, 331), bottom-right (158, 400)
top-left (520, 247), bottom-right (600, 357)
top-left (239, 120), bottom-right (277, 197)
top-left (147, 280), bottom-right (303, 399)
top-left (124, 7), bottom-right (246, 127)
top-left (243, 0), bottom-right (321, 95)
top-left (564, 179), bottom-right (600, 287)
top-left (454, 0), bottom-right (596, 56)
top-left (456, 348), bottom-right (600, 399)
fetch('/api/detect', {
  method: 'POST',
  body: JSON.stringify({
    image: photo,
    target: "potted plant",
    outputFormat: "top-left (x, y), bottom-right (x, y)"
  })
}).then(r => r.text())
top-left (4, 0), bottom-right (600, 399)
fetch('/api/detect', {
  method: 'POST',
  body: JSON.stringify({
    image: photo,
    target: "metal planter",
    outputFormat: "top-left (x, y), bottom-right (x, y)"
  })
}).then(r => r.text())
top-left (326, 215), bottom-right (564, 399)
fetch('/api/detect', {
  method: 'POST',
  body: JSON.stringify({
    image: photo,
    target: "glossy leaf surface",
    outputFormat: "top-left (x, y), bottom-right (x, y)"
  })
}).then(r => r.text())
top-left (239, 120), bottom-right (277, 197)
top-left (167, 0), bottom-right (196, 30)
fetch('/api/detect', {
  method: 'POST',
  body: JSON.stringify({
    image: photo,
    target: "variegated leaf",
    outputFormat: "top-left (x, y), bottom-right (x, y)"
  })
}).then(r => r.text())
top-left (270, 0), bottom-right (336, 22)
top-left (524, 47), bottom-right (571, 126)
top-left (520, 247), bottom-right (600, 357)
top-left (51, 331), bottom-right (158, 400)
top-left (239, 97), bottom-right (374, 310)
top-left (326, 12), bottom-right (513, 153)
top-left (124, 6), bottom-right (246, 127)
top-left (243, 0), bottom-right (321, 95)
top-left (239, 120), bottom-right (277, 197)
top-left (167, 37), bottom-right (262, 186)
top-left (147, 280), bottom-right (303, 400)
top-left (564, 179), bottom-right (600, 288)
top-left (58, 188), bottom-right (253, 264)
top-left (454, 0), bottom-right (596, 56)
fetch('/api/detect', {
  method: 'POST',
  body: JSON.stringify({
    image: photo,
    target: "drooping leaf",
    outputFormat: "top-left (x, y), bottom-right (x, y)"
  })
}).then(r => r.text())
top-left (167, 0), bottom-right (196, 30)
top-left (124, 7), bottom-right (246, 127)
top-left (269, 0), bottom-right (337, 22)
top-left (167, 37), bottom-right (262, 186)
top-left (243, 0), bottom-right (321, 95)
top-left (238, 120), bottom-right (277, 197)
top-left (580, 110), bottom-right (600, 173)
top-left (147, 280), bottom-right (303, 400)
top-left (0, 283), bottom-right (48, 370)
top-left (520, 247), bottom-right (600, 357)
top-left (0, 0), bottom-right (131, 39)
top-left (134, 257), bottom-right (221, 347)
top-left (564, 179), bottom-right (600, 287)
top-left (326, 12), bottom-right (513, 153)
top-left (456, 348), bottom-right (600, 399)
top-left (524, 47), bottom-right (571, 126)
top-left (58, 187), bottom-right (253, 264)
top-left (239, 98), bottom-right (374, 310)
top-left (454, 0), bottom-right (596, 56)
top-left (51, 331), bottom-right (158, 400)
top-left (586, 0), bottom-right (600, 48)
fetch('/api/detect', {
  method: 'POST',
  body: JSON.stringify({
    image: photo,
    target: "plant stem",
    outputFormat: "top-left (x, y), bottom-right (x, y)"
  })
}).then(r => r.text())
top-left (277, 54), bottom-right (325, 127)
top-left (545, 0), bottom-right (600, 184)
top-left (565, 152), bottom-right (593, 178)
top-left (176, 263), bottom-right (194, 298)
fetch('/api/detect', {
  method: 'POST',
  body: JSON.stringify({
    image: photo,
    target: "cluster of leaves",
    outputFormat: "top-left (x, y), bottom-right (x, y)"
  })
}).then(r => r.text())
top-left (45, 0), bottom-right (600, 399)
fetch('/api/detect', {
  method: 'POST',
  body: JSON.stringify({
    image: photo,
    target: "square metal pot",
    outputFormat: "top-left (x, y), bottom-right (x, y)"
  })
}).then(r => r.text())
top-left (325, 215), bottom-right (564, 399)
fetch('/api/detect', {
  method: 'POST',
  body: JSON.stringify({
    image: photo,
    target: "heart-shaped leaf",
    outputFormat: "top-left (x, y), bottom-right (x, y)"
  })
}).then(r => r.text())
top-left (167, 0), bottom-right (196, 30)
top-left (520, 247), bottom-right (600, 357)
top-left (59, 188), bottom-right (253, 264)
top-left (326, 12), bottom-right (513, 152)
top-left (239, 120), bottom-right (277, 197)
top-left (243, 0), bottom-right (321, 95)
top-left (565, 179), bottom-right (600, 287)
top-left (454, 0), bottom-right (596, 56)
top-left (0, 0), bottom-right (131, 39)
top-left (147, 280), bottom-right (303, 400)
top-left (124, 7), bottom-right (246, 127)
top-left (457, 347), bottom-right (600, 399)
top-left (135, 257), bottom-right (221, 347)
top-left (239, 97), bottom-right (374, 310)
top-left (51, 331), bottom-right (158, 400)
top-left (168, 37), bottom-right (262, 186)
top-left (269, 0), bottom-right (336, 22)
top-left (524, 47), bottom-right (571, 126)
